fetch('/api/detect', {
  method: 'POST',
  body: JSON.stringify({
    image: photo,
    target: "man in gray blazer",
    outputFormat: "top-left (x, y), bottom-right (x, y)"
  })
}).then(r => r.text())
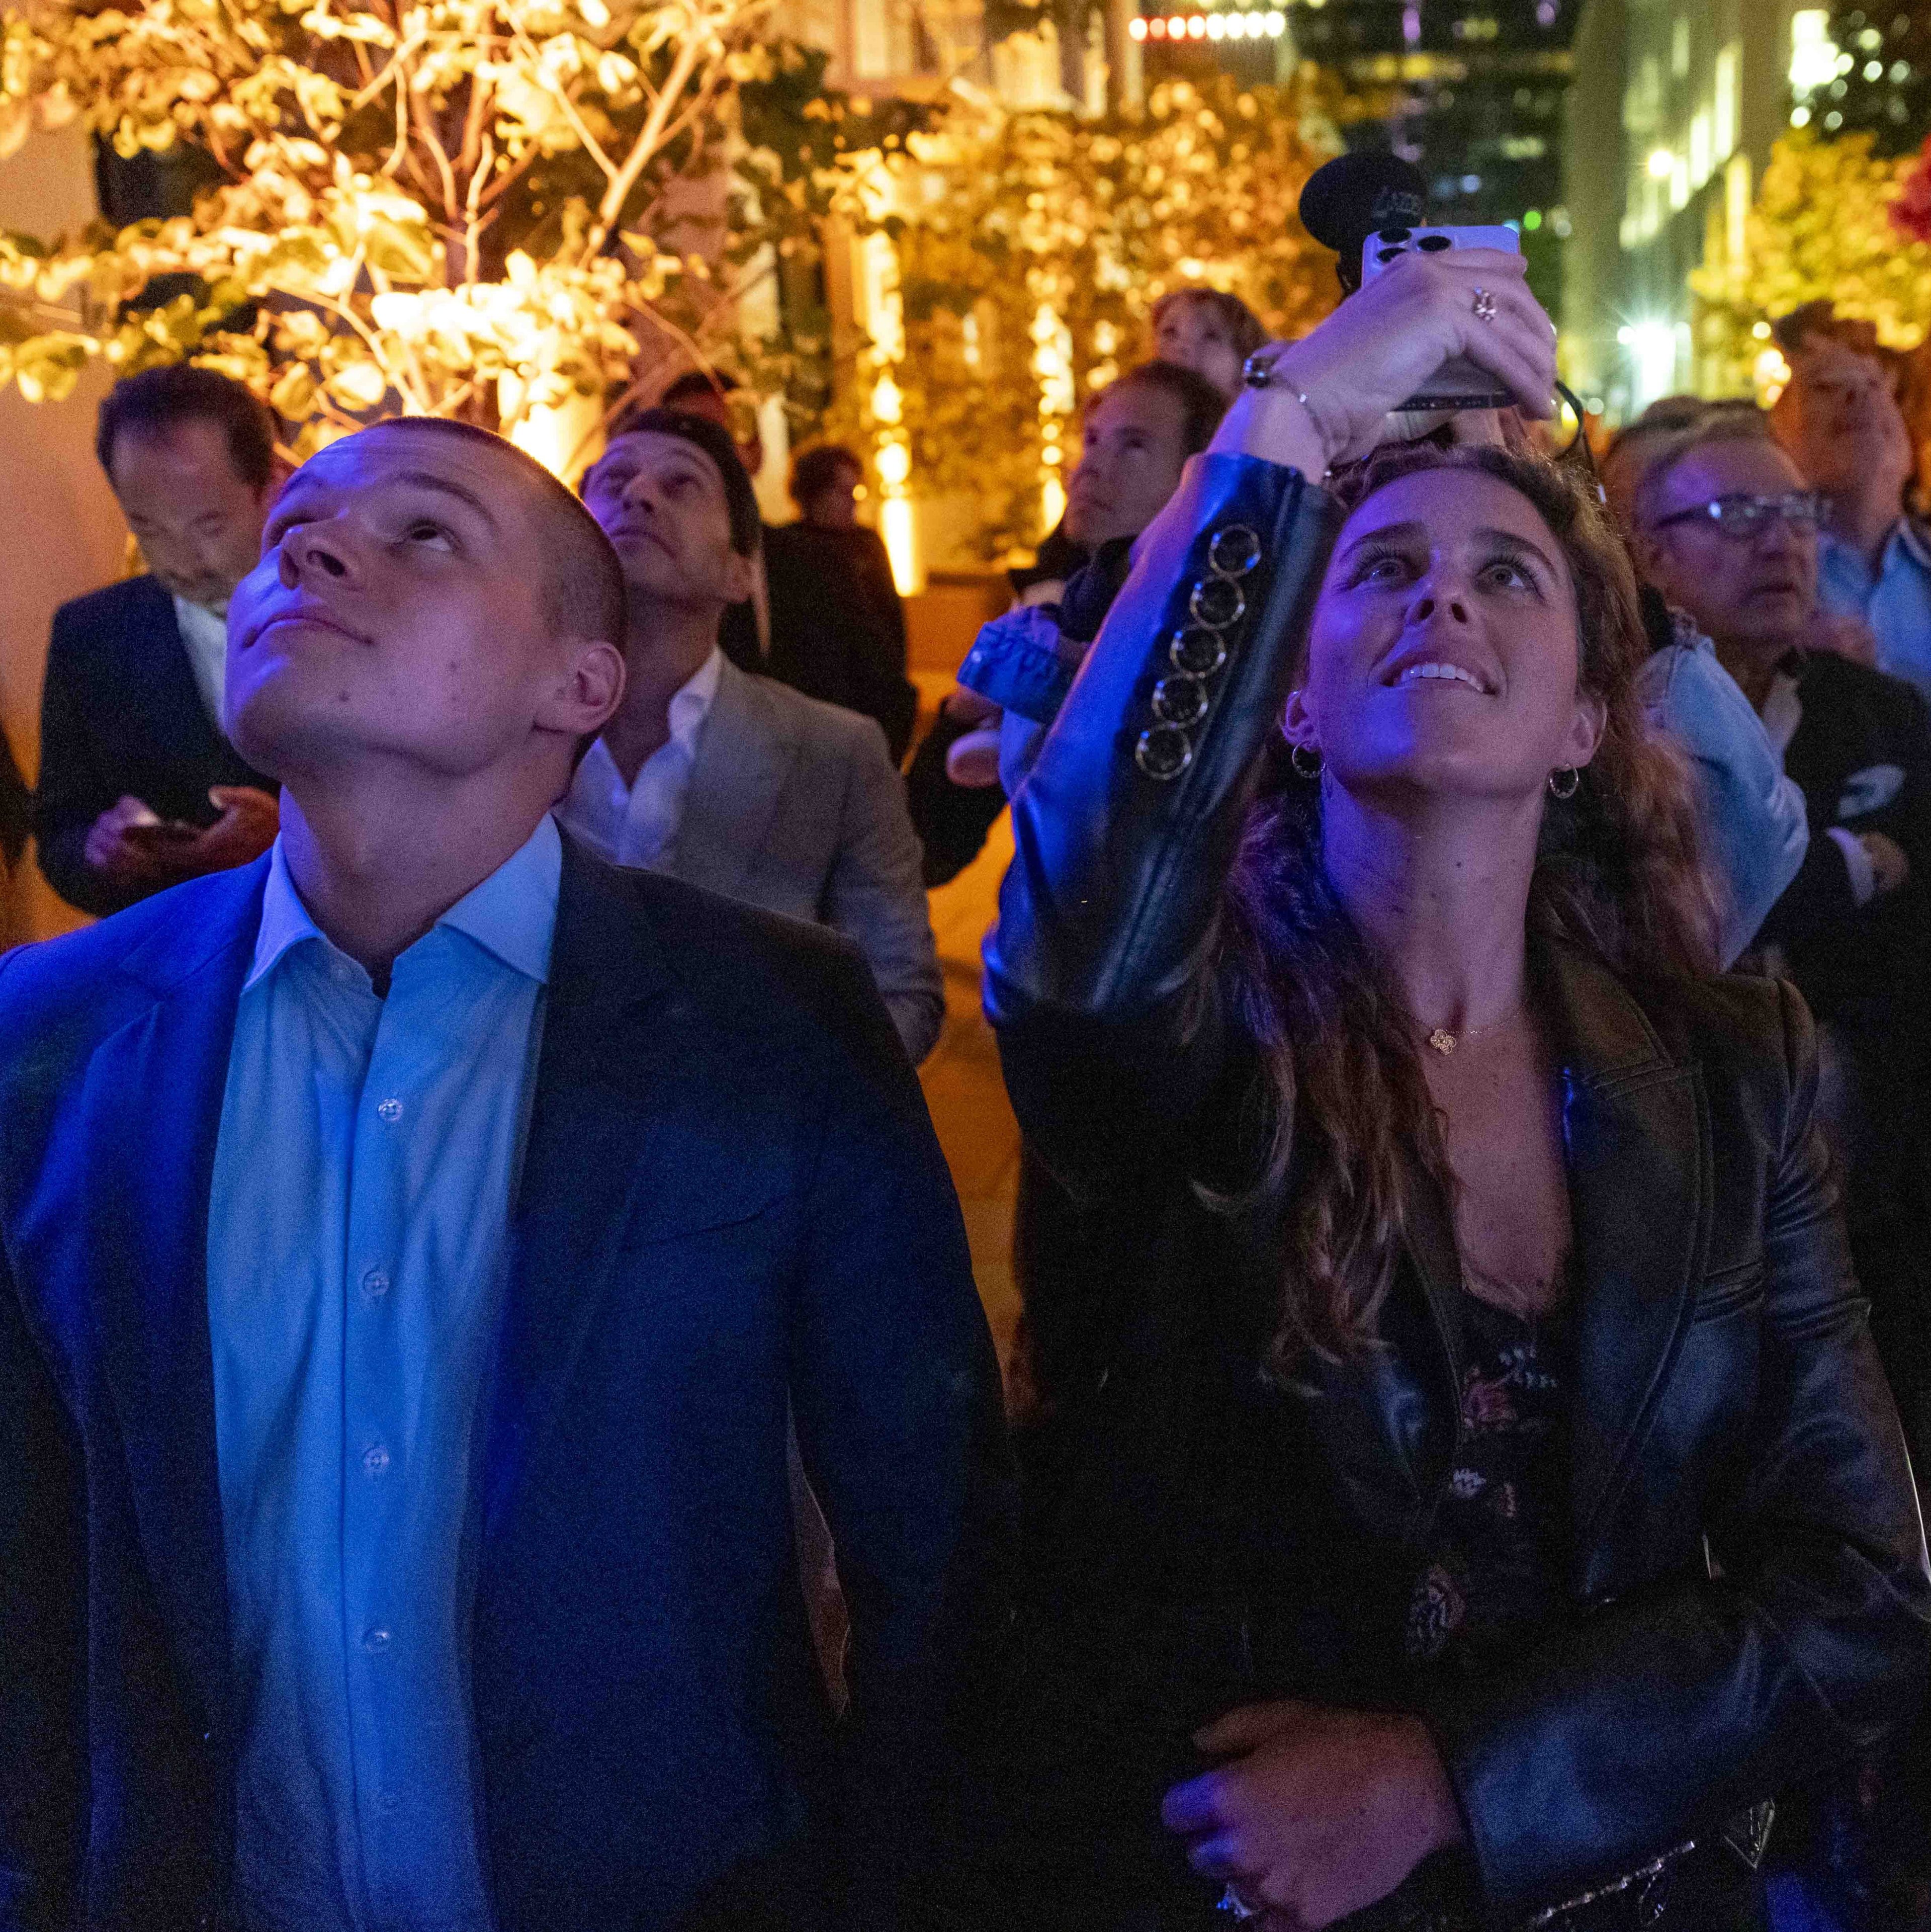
top-left (565, 407), bottom-right (944, 1064)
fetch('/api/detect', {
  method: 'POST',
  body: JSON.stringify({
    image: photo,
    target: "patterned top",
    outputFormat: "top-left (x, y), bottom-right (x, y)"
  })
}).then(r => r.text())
top-left (1407, 1293), bottom-right (1572, 1674)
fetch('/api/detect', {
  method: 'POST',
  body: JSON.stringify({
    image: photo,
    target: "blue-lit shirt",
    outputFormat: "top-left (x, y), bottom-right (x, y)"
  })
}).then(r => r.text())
top-left (207, 816), bottom-right (562, 1932)
top-left (1817, 517), bottom-right (1931, 704)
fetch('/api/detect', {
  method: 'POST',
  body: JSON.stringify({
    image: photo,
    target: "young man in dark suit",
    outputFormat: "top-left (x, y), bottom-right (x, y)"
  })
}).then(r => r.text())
top-left (36, 365), bottom-right (282, 914)
top-left (0, 416), bottom-right (1008, 1932)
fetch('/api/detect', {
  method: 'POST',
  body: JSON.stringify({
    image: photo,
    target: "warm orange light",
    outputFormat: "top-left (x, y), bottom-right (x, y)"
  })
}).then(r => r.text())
top-left (1129, 14), bottom-right (1147, 35)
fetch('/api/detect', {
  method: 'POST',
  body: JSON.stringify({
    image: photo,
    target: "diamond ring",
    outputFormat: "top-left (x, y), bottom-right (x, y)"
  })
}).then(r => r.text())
top-left (1472, 287), bottom-right (1498, 323)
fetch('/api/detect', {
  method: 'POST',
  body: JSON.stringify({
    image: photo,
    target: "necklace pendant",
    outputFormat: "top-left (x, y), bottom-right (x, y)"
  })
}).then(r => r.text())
top-left (1428, 1028), bottom-right (1458, 1056)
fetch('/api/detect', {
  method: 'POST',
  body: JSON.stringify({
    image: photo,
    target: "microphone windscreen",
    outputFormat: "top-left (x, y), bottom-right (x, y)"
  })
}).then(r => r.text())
top-left (1298, 152), bottom-right (1429, 289)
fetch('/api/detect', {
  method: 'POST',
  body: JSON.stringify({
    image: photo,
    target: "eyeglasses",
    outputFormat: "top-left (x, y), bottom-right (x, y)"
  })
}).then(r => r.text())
top-left (1650, 491), bottom-right (1823, 539)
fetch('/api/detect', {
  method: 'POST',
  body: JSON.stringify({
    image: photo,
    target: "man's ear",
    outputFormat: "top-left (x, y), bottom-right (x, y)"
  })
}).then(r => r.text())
top-left (721, 547), bottom-right (756, 605)
top-left (1631, 526), bottom-right (1669, 590)
top-left (541, 638), bottom-right (626, 740)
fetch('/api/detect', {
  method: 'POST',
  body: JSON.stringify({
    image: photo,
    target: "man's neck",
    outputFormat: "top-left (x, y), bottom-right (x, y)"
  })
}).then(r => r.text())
top-left (602, 605), bottom-right (723, 785)
top-left (1820, 482), bottom-right (1903, 570)
top-left (277, 766), bottom-right (561, 983)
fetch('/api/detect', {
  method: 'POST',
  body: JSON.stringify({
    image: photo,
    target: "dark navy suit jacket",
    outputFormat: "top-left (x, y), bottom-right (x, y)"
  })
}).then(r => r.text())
top-left (0, 836), bottom-right (1010, 1932)
top-left (34, 574), bottom-right (275, 915)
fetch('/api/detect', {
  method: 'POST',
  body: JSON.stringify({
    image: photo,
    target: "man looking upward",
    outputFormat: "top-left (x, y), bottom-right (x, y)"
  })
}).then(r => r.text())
top-left (0, 416), bottom-right (1006, 1932)
top-left (1771, 304), bottom-right (1931, 701)
top-left (568, 407), bottom-right (944, 1063)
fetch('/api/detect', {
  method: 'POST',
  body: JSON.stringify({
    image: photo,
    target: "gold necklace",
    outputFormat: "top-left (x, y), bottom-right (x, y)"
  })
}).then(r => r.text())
top-left (1421, 1006), bottom-right (1521, 1057)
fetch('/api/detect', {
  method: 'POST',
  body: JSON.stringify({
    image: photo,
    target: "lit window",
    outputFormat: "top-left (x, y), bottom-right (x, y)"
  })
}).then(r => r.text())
top-left (1714, 43), bottom-right (1739, 158)
top-left (1789, 10), bottom-right (1838, 94)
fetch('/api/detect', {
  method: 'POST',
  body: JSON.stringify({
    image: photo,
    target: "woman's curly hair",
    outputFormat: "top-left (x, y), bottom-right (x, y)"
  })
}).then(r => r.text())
top-left (1212, 441), bottom-right (1722, 1377)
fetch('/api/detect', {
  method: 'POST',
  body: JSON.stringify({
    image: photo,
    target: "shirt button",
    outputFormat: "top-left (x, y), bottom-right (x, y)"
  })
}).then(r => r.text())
top-left (361, 1443), bottom-right (391, 1478)
top-left (362, 1626), bottom-right (392, 1653)
top-left (361, 1268), bottom-right (391, 1300)
top-left (376, 1098), bottom-right (403, 1123)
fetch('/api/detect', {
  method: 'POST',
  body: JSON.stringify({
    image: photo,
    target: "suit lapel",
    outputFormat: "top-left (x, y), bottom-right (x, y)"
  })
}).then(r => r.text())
top-left (669, 658), bottom-right (799, 903)
top-left (89, 862), bottom-right (266, 1742)
top-left (1539, 946), bottom-right (1710, 1568)
top-left (479, 844), bottom-right (687, 1543)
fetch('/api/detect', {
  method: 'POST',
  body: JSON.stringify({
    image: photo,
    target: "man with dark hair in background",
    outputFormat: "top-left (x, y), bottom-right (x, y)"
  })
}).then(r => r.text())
top-left (569, 407), bottom-right (944, 1064)
top-left (763, 443), bottom-right (919, 764)
top-left (37, 363), bottom-right (283, 913)
top-left (652, 368), bottom-right (769, 671)
top-left (0, 413), bottom-right (1007, 1932)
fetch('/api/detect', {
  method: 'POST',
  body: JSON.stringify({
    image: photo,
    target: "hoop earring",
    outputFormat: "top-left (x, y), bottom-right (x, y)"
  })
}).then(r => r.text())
top-left (1548, 766), bottom-right (1581, 800)
top-left (1291, 742), bottom-right (1323, 780)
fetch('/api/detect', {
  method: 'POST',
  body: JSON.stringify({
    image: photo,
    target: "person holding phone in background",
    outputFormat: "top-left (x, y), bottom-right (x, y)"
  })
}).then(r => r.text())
top-left (37, 366), bottom-right (283, 915)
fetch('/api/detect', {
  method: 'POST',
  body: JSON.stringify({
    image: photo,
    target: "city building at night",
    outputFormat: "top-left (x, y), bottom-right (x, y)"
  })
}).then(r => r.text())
top-left (1564, 0), bottom-right (1808, 419)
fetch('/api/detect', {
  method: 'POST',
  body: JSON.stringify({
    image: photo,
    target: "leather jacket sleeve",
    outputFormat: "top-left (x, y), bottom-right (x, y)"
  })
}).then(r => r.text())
top-left (984, 455), bottom-right (1346, 1199)
top-left (1426, 974), bottom-right (1931, 1917)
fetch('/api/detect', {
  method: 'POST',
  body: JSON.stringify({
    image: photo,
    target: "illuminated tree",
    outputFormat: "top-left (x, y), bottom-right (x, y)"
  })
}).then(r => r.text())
top-left (840, 73), bottom-right (1338, 560)
top-left (0, 0), bottom-right (897, 471)
top-left (1692, 128), bottom-right (1931, 396)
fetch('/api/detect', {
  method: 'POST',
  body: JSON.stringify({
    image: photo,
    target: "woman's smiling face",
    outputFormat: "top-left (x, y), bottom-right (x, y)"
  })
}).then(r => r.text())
top-left (1292, 465), bottom-right (1604, 803)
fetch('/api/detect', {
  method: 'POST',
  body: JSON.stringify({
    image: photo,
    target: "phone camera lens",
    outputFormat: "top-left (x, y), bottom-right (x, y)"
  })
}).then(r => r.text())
top-left (1376, 227), bottom-right (1411, 242)
top-left (1418, 235), bottom-right (1453, 253)
top-left (1376, 247), bottom-right (1405, 264)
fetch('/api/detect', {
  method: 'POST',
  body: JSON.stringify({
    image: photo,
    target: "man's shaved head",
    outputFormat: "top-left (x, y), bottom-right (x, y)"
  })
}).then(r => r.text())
top-left (337, 418), bottom-right (626, 646)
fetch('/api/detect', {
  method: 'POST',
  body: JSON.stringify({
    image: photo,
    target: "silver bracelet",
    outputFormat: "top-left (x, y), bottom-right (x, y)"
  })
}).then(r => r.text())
top-left (1239, 349), bottom-right (1336, 474)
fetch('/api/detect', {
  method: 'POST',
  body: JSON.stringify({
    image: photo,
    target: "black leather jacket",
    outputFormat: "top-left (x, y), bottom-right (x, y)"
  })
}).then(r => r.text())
top-left (982, 455), bottom-right (1931, 1925)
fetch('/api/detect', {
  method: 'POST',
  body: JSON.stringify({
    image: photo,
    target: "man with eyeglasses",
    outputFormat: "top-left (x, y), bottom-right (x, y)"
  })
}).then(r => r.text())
top-left (1771, 304), bottom-right (1931, 703)
top-left (1636, 408), bottom-right (1931, 1464)
top-left (1638, 401), bottom-right (1931, 1928)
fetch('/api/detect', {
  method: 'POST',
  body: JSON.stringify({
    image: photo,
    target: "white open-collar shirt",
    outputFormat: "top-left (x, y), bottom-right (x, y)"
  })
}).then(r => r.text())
top-left (557, 646), bottom-right (724, 869)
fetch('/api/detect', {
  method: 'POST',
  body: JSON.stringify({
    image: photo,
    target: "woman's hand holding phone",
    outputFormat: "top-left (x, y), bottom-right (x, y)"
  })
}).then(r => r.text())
top-left (1210, 247), bottom-right (1558, 478)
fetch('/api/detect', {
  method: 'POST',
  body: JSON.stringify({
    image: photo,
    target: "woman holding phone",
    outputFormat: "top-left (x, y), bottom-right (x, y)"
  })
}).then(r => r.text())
top-left (976, 248), bottom-right (1929, 1929)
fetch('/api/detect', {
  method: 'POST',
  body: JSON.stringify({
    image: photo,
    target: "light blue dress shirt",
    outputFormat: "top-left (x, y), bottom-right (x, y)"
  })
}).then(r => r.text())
top-left (207, 816), bottom-right (562, 1932)
top-left (1817, 518), bottom-right (1931, 704)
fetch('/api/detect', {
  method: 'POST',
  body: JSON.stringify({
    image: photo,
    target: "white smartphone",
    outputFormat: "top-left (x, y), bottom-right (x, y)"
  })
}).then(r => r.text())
top-left (1360, 224), bottom-right (1522, 412)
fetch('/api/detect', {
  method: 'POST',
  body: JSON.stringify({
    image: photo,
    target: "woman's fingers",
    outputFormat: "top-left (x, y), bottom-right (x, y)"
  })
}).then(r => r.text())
top-left (1212, 242), bottom-right (1559, 468)
top-left (1184, 1829), bottom-right (1262, 1880)
top-left (1195, 1699), bottom-right (1310, 1755)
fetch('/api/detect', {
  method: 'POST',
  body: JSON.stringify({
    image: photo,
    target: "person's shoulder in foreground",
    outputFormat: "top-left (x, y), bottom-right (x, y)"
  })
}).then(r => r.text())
top-left (0, 860), bottom-right (264, 1046)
